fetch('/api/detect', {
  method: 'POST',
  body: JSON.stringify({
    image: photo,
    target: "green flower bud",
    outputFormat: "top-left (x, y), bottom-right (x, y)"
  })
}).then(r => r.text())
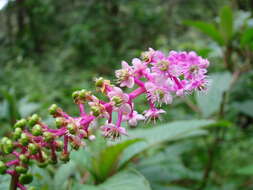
top-left (60, 152), bottom-right (70, 163)
top-left (0, 161), bottom-right (7, 174)
top-left (15, 166), bottom-right (28, 174)
top-left (13, 127), bottom-right (22, 140)
top-left (14, 119), bottom-right (27, 129)
top-left (112, 96), bottom-right (123, 107)
top-left (19, 154), bottom-right (29, 164)
top-left (19, 133), bottom-right (30, 146)
top-left (49, 104), bottom-right (58, 115)
top-left (19, 173), bottom-right (33, 184)
top-left (37, 151), bottom-right (48, 168)
top-left (43, 132), bottom-right (54, 142)
top-left (55, 117), bottom-right (65, 128)
top-left (67, 123), bottom-right (76, 134)
top-left (28, 143), bottom-right (39, 155)
top-left (72, 91), bottom-right (79, 100)
top-left (95, 77), bottom-right (104, 88)
top-left (3, 139), bottom-right (14, 154)
top-left (55, 140), bottom-right (63, 152)
top-left (32, 124), bottom-right (42, 136)
top-left (71, 142), bottom-right (80, 150)
top-left (28, 114), bottom-right (40, 127)
top-left (91, 106), bottom-right (100, 117)
top-left (48, 159), bottom-right (57, 165)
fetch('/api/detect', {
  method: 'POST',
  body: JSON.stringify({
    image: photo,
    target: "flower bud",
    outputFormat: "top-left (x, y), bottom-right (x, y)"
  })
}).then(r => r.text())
top-left (72, 91), bottom-right (79, 100)
top-left (91, 106), bottom-right (101, 117)
top-left (55, 140), bottom-right (63, 152)
top-left (43, 132), bottom-right (54, 142)
top-left (55, 117), bottom-right (65, 128)
top-left (19, 154), bottom-right (29, 164)
top-left (70, 141), bottom-right (80, 150)
top-left (15, 166), bottom-right (28, 174)
top-left (112, 96), bottom-right (123, 107)
top-left (32, 124), bottom-right (43, 136)
top-left (60, 152), bottom-right (70, 163)
top-left (19, 173), bottom-right (33, 184)
top-left (28, 114), bottom-right (40, 127)
top-left (95, 77), bottom-right (104, 88)
top-left (0, 161), bottom-right (7, 174)
top-left (19, 133), bottom-right (30, 146)
top-left (3, 139), bottom-right (14, 154)
top-left (49, 104), bottom-right (58, 115)
top-left (67, 123), bottom-right (76, 134)
top-left (14, 119), bottom-right (27, 129)
top-left (13, 127), bottom-right (22, 140)
top-left (28, 143), bottom-right (39, 155)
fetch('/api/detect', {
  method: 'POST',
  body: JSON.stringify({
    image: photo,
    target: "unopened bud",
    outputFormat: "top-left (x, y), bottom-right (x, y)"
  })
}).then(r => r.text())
top-left (55, 140), bottom-right (63, 152)
top-left (32, 124), bottom-right (43, 136)
top-left (28, 114), bottom-right (40, 127)
top-left (13, 127), bottom-right (22, 140)
top-left (91, 106), bottom-right (101, 117)
top-left (67, 123), bottom-right (76, 134)
top-left (14, 119), bottom-right (27, 129)
top-left (55, 117), bottom-right (65, 128)
top-left (49, 104), bottom-right (58, 115)
top-left (19, 173), bottom-right (33, 184)
top-left (0, 161), bottom-right (7, 174)
top-left (60, 152), bottom-right (70, 163)
top-left (15, 166), bottom-right (28, 174)
top-left (95, 77), bottom-right (104, 88)
top-left (19, 133), bottom-right (30, 146)
top-left (28, 143), bottom-right (39, 155)
top-left (19, 154), bottom-right (29, 164)
top-left (43, 132), bottom-right (54, 142)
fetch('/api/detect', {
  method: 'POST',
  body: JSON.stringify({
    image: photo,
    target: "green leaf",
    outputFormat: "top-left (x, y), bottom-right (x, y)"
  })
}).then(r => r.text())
top-left (53, 161), bottom-right (77, 189)
top-left (75, 169), bottom-right (151, 190)
top-left (241, 28), bottom-right (253, 50)
top-left (184, 20), bottom-right (224, 45)
top-left (91, 139), bottom-right (142, 182)
top-left (196, 72), bottom-right (232, 117)
top-left (219, 6), bottom-right (233, 44)
top-left (119, 120), bottom-right (212, 168)
top-left (233, 100), bottom-right (253, 118)
top-left (236, 165), bottom-right (253, 175)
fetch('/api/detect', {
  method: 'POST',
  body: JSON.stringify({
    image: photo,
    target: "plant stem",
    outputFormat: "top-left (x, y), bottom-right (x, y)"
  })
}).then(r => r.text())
top-left (10, 173), bottom-right (18, 190)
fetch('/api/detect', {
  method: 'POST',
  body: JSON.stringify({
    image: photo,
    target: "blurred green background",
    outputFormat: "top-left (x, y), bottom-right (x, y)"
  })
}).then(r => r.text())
top-left (0, 0), bottom-right (253, 190)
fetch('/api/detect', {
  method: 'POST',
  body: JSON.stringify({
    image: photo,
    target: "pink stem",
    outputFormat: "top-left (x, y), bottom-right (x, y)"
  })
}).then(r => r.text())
top-left (78, 104), bottom-right (86, 116)
top-left (129, 87), bottom-right (146, 99)
top-left (17, 183), bottom-right (26, 190)
top-left (116, 111), bottom-right (123, 127)
top-left (64, 135), bottom-right (68, 153)
top-left (134, 77), bottom-right (145, 87)
top-left (6, 160), bottom-right (19, 167)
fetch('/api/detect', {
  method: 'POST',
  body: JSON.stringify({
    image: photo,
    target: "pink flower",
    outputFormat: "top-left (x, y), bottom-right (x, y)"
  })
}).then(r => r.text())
top-left (145, 75), bottom-right (173, 105)
top-left (123, 111), bottom-right (145, 126)
top-left (108, 87), bottom-right (131, 115)
top-left (144, 108), bottom-right (166, 122)
top-left (115, 61), bottom-right (134, 88)
top-left (132, 58), bottom-right (150, 77)
top-left (101, 122), bottom-right (127, 138)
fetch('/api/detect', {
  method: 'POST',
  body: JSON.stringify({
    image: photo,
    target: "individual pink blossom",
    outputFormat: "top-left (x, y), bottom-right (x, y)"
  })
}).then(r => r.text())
top-left (115, 61), bottom-right (134, 88)
top-left (144, 108), bottom-right (166, 122)
top-left (101, 122), bottom-right (127, 138)
top-left (132, 58), bottom-right (149, 77)
top-left (123, 111), bottom-right (145, 126)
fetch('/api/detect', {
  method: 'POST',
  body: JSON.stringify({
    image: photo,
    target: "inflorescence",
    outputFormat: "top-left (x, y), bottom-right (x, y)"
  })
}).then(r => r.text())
top-left (0, 48), bottom-right (209, 190)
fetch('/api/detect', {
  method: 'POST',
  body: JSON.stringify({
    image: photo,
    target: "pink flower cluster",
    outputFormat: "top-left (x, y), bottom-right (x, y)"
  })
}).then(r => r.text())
top-left (0, 48), bottom-right (209, 190)
top-left (99, 48), bottom-right (209, 137)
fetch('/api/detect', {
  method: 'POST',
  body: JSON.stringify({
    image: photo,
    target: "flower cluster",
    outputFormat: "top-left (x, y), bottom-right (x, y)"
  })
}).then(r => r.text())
top-left (0, 48), bottom-right (209, 190)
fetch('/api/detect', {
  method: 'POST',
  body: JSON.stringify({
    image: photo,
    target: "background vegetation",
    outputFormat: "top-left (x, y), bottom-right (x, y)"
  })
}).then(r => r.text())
top-left (0, 0), bottom-right (253, 189)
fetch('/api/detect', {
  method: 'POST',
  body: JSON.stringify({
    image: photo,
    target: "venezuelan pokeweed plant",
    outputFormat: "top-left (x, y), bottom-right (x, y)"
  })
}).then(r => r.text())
top-left (0, 48), bottom-right (210, 190)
